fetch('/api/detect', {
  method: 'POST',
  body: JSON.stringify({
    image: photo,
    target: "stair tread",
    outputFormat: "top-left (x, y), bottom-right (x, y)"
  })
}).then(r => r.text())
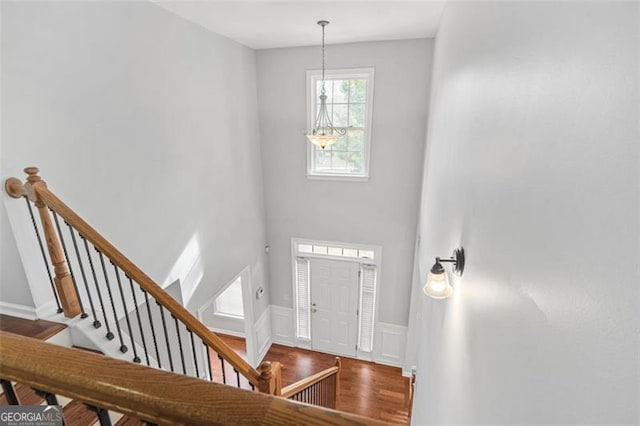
top-left (0, 314), bottom-right (67, 341)
top-left (115, 416), bottom-right (147, 425)
top-left (63, 400), bottom-right (98, 426)
top-left (0, 383), bottom-right (45, 405)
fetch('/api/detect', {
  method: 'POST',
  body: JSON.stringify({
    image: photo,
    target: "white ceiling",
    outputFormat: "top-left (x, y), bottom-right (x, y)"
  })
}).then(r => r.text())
top-left (152, 1), bottom-right (446, 50)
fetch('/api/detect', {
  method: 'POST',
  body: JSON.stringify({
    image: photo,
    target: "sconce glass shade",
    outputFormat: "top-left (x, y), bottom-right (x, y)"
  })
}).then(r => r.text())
top-left (423, 268), bottom-right (453, 299)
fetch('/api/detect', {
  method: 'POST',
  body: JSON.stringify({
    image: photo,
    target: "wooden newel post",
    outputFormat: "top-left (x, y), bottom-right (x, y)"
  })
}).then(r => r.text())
top-left (21, 167), bottom-right (81, 318)
top-left (257, 361), bottom-right (282, 395)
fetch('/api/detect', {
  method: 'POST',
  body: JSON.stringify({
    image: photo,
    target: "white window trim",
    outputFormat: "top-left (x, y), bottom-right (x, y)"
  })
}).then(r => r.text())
top-left (213, 277), bottom-right (244, 319)
top-left (306, 67), bottom-right (375, 181)
top-left (290, 238), bottom-right (382, 357)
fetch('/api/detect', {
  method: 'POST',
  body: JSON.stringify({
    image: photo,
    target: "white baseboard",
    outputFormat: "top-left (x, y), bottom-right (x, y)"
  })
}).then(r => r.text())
top-left (210, 327), bottom-right (245, 338)
top-left (35, 300), bottom-right (59, 319)
top-left (270, 305), bottom-right (294, 346)
top-left (0, 301), bottom-right (37, 319)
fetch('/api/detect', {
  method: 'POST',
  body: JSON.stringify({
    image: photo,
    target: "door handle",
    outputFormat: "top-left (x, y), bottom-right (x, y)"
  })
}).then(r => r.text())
top-left (311, 303), bottom-right (317, 313)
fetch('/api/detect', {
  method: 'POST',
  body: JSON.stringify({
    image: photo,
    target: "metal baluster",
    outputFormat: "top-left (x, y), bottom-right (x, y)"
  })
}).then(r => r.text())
top-left (172, 316), bottom-right (187, 374)
top-left (113, 266), bottom-right (138, 362)
top-left (142, 289), bottom-right (161, 368)
top-left (158, 304), bottom-right (174, 372)
top-left (129, 277), bottom-right (150, 365)
top-left (97, 250), bottom-right (126, 351)
top-left (33, 389), bottom-right (59, 405)
top-left (204, 341), bottom-right (212, 381)
top-left (51, 211), bottom-right (87, 318)
top-left (68, 226), bottom-right (100, 328)
top-left (0, 379), bottom-right (20, 405)
top-left (86, 405), bottom-right (112, 426)
top-left (24, 197), bottom-right (62, 313)
top-left (234, 367), bottom-right (241, 388)
top-left (250, 382), bottom-right (255, 391)
top-left (82, 237), bottom-right (112, 337)
top-left (188, 330), bottom-right (200, 378)
top-left (218, 354), bottom-right (227, 384)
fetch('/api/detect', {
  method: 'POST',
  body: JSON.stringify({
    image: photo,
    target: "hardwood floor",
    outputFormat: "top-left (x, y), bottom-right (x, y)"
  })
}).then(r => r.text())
top-left (216, 334), bottom-right (411, 425)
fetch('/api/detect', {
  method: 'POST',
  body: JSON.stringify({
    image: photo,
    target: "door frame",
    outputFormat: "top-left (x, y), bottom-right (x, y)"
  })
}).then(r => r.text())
top-left (290, 237), bottom-right (382, 361)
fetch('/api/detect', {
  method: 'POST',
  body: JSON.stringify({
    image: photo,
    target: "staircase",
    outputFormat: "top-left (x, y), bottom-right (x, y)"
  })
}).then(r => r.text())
top-left (0, 167), bottom-right (377, 425)
top-left (0, 315), bottom-right (144, 425)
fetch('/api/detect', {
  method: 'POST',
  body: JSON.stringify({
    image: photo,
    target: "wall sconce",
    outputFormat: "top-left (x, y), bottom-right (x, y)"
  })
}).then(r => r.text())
top-left (423, 247), bottom-right (465, 299)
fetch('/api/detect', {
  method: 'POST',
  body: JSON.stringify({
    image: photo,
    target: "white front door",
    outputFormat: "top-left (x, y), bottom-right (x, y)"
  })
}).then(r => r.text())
top-left (310, 258), bottom-right (359, 357)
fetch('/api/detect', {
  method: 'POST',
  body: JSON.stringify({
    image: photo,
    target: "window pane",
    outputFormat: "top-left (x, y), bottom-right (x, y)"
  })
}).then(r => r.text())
top-left (358, 266), bottom-right (376, 352)
top-left (315, 149), bottom-right (331, 171)
top-left (298, 244), bottom-right (312, 253)
top-left (327, 246), bottom-right (343, 256)
top-left (343, 248), bottom-right (358, 258)
top-left (331, 151), bottom-right (349, 170)
top-left (358, 250), bottom-right (375, 259)
top-left (295, 258), bottom-right (310, 340)
top-left (313, 245), bottom-right (328, 255)
top-left (347, 151), bottom-right (363, 173)
top-left (318, 80), bottom-right (333, 103)
top-left (350, 79), bottom-right (367, 103)
top-left (332, 79), bottom-right (349, 103)
top-left (346, 129), bottom-right (364, 151)
top-left (331, 135), bottom-right (348, 151)
top-left (349, 104), bottom-right (365, 127)
top-left (332, 104), bottom-right (349, 127)
top-left (215, 277), bottom-right (244, 318)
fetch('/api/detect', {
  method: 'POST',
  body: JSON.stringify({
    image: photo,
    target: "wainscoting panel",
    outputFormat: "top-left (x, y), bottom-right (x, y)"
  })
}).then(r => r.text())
top-left (373, 322), bottom-right (407, 368)
top-left (270, 305), bottom-right (294, 346)
top-left (254, 307), bottom-right (271, 364)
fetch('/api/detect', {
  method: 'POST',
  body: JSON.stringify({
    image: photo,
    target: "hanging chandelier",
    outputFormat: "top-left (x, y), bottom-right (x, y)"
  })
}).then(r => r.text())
top-left (306, 20), bottom-right (346, 150)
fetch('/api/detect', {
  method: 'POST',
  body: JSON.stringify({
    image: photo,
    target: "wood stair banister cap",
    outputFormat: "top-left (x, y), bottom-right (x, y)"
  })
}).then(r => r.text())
top-left (258, 361), bottom-right (273, 379)
top-left (4, 177), bottom-right (25, 199)
top-left (22, 166), bottom-right (47, 205)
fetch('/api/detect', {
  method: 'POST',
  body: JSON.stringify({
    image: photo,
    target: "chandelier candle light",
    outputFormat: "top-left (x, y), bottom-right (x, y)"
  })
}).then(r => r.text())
top-left (306, 20), bottom-right (346, 149)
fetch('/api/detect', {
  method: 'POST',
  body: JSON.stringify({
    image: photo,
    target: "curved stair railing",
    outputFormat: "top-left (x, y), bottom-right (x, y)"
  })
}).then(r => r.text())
top-left (5, 167), bottom-right (271, 392)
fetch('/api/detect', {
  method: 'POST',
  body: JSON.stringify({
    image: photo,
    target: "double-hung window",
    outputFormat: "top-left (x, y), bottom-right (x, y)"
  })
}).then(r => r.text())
top-left (306, 68), bottom-right (374, 180)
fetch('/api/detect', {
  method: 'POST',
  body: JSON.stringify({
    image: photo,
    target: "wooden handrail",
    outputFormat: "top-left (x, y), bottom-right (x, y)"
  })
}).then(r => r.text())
top-left (281, 357), bottom-right (341, 398)
top-left (7, 168), bottom-right (261, 387)
top-left (0, 332), bottom-right (385, 425)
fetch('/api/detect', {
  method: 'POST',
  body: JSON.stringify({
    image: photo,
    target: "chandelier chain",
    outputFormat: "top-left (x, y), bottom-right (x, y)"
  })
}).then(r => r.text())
top-left (321, 22), bottom-right (326, 93)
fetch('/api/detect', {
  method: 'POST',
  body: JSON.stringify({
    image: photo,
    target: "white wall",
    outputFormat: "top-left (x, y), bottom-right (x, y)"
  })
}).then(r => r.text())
top-left (0, 203), bottom-right (34, 308)
top-left (412, 1), bottom-right (639, 424)
top-left (1, 1), bottom-right (269, 322)
top-left (257, 39), bottom-right (433, 326)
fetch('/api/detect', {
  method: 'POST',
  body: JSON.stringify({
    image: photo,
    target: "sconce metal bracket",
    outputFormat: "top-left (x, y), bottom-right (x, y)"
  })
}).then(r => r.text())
top-left (451, 247), bottom-right (465, 276)
top-left (438, 247), bottom-right (465, 276)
